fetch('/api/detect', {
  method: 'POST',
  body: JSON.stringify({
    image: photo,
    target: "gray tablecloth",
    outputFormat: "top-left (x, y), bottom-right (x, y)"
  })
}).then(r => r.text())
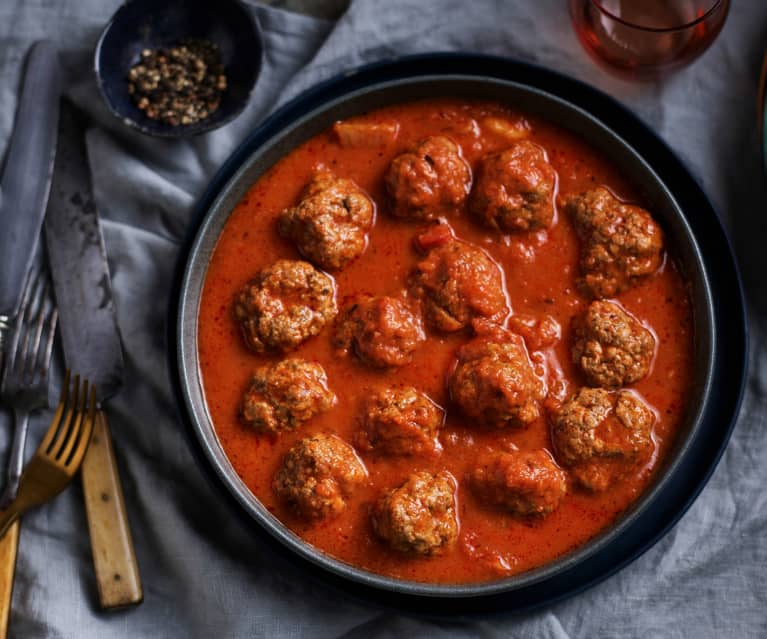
top-left (1, 1), bottom-right (766, 637)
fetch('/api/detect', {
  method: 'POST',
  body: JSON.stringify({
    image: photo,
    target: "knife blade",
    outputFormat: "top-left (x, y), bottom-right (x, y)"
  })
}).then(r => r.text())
top-left (0, 41), bottom-right (61, 358)
top-left (43, 100), bottom-right (142, 609)
top-left (44, 103), bottom-right (124, 397)
top-left (0, 42), bottom-right (61, 634)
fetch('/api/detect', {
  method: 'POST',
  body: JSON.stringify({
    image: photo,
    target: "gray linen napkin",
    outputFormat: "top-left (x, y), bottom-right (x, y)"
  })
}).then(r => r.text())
top-left (1, 0), bottom-right (765, 637)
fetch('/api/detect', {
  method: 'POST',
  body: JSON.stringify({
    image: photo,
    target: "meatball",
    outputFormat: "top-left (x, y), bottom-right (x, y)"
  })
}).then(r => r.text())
top-left (409, 239), bottom-right (508, 332)
top-left (278, 171), bottom-right (375, 271)
top-left (234, 260), bottom-right (336, 353)
top-left (449, 331), bottom-right (546, 429)
top-left (572, 300), bottom-right (655, 388)
top-left (273, 434), bottom-right (367, 520)
top-left (372, 471), bottom-right (458, 556)
top-left (468, 449), bottom-right (566, 517)
top-left (550, 387), bottom-right (655, 491)
top-left (333, 295), bottom-right (425, 368)
top-left (356, 386), bottom-right (443, 456)
top-left (240, 358), bottom-right (335, 434)
top-left (385, 136), bottom-right (471, 221)
top-left (566, 187), bottom-right (664, 298)
top-left (469, 141), bottom-right (556, 233)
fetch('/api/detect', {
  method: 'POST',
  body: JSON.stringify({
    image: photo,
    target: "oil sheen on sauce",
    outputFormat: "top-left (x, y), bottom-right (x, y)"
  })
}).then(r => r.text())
top-left (197, 98), bottom-right (694, 584)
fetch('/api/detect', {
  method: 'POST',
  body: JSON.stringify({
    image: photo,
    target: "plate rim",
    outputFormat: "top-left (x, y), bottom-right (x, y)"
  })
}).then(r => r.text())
top-left (167, 52), bottom-right (748, 616)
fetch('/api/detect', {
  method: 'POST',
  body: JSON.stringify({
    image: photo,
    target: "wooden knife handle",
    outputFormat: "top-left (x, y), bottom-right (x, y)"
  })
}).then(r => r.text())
top-left (81, 410), bottom-right (143, 609)
top-left (0, 521), bottom-right (19, 638)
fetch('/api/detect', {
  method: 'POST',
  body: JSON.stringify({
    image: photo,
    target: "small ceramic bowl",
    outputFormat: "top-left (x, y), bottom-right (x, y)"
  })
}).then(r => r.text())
top-left (95, 0), bottom-right (263, 138)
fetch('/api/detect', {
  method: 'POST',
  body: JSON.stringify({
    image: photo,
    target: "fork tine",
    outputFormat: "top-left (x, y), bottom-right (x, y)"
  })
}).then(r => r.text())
top-left (21, 277), bottom-right (48, 385)
top-left (37, 306), bottom-right (58, 383)
top-left (37, 369), bottom-right (70, 453)
top-left (2, 269), bottom-right (40, 384)
top-left (48, 374), bottom-right (80, 459)
top-left (28, 287), bottom-right (57, 389)
top-left (58, 379), bottom-right (88, 464)
top-left (66, 384), bottom-right (97, 470)
top-left (25, 277), bottom-right (50, 384)
top-left (16, 273), bottom-right (43, 378)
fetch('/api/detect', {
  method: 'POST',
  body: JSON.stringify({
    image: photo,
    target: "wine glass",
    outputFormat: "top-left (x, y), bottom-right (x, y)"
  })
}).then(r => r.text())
top-left (569, 0), bottom-right (729, 79)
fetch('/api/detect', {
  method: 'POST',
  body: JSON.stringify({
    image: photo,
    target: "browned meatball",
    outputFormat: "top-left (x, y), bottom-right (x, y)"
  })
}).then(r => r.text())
top-left (566, 187), bottom-right (664, 298)
top-left (468, 449), bottom-right (566, 517)
top-left (356, 386), bottom-right (443, 456)
top-left (272, 434), bottom-right (367, 520)
top-left (469, 141), bottom-right (556, 233)
top-left (409, 239), bottom-right (508, 332)
top-left (372, 471), bottom-right (458, 555)
top-left (385, 136), bottom-right (471, 220)
top-left (550, 387), bottom-right (655, 491)
top-left (234, 260), bottom-right (336, 353)
top-left (449, 330), bottom-right (546, 429)
top-left (572, 300), bottom-right (655, 388)
top-left (333, 295), bottom-right (425, 368)
top-left (240, 358), bottom-right (335, 434)
top-left (278, 171), bottom-right (375, 271)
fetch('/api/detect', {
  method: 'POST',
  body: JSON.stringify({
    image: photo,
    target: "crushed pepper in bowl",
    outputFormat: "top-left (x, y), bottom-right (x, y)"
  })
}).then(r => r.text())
top-left (127, 39), bottom-right (227, 127)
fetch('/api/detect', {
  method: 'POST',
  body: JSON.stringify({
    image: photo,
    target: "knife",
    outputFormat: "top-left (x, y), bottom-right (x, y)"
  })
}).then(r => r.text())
top-left (0, 41), bottom-right (60, 364)
top-left (0, 40), bottom-right (60, 494)
top-left (0, 41), bottom-right (60, 635)
top-left (43, 101), bottom-right (143, 609)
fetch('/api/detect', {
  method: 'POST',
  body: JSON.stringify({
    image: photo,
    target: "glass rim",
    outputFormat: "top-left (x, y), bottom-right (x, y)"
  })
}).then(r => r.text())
top-left (588, 0), bottom-right (727, 33)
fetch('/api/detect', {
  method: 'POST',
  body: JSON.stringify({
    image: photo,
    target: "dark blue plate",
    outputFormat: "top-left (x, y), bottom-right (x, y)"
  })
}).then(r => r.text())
top-left (168, 53), bottom-right (748, 617)
top-left (95, 0), bottom-right (263, 138)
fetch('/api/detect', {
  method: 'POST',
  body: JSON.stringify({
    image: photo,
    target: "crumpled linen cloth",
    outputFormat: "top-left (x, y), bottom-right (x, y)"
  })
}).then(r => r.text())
top-left (0, 0), bottom-right (766, 637)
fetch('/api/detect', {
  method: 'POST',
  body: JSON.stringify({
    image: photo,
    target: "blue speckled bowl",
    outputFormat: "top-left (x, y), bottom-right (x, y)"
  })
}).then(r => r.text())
top-left (95, 0), bottom-right (263, 138)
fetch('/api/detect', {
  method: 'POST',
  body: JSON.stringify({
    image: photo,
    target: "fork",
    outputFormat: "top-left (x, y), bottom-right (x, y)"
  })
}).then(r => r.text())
top-left (0, 269), bottom-right (58, 508)
top-left (0, 370), bottom-right (97, 536)
top-left (0, 371), bottom-right (95, 637)
top-left (0, 268), bottom-right (57, 638)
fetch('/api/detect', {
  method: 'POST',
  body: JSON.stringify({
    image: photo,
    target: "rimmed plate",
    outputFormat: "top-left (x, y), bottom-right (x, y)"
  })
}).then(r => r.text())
top-left (168, 54), bottom-right (747, 616)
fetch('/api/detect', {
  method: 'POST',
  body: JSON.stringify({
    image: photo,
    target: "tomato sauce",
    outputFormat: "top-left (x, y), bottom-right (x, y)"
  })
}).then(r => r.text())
top-left (197, 98), bottom-right (694, 584)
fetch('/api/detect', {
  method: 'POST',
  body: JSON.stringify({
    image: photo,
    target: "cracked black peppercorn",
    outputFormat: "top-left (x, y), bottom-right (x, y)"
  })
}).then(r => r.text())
top-left (127, 39), bottom-right (227, 127)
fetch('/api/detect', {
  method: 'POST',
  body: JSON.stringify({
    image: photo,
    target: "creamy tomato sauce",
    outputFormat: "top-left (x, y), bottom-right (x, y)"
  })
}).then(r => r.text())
top-left (197, 98), bottom-right (694, 584)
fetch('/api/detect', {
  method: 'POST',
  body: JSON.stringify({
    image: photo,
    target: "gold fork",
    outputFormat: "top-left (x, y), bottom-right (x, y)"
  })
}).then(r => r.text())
top-left (0, 371), bottom-right (96, 537)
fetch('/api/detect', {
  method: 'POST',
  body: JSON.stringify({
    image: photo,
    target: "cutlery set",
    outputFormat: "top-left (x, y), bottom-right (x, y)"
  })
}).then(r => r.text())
top-left (0, 41), bottom-right (142, 634)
